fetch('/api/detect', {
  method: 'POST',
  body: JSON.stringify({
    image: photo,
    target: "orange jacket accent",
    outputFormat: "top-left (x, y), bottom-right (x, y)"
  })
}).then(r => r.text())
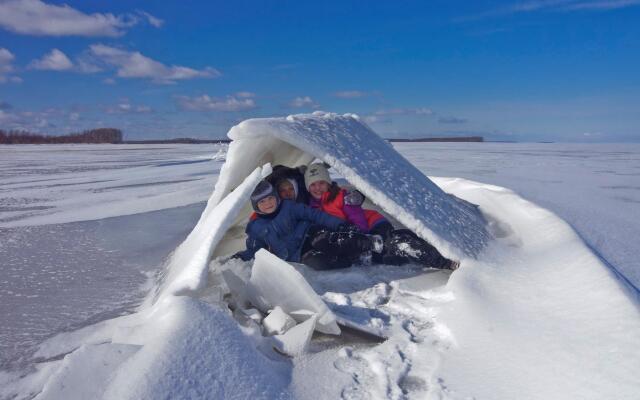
top-left (364, 209), bottom-right (385, 229)
top-left (320, 189), bottom-right (347, 219)
top-left (321, 189), bottom-right (386, 231)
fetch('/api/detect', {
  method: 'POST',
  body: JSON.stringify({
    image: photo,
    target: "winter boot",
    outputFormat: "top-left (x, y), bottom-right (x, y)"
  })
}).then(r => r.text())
top-left (385, 229), bottom-right (452, 269)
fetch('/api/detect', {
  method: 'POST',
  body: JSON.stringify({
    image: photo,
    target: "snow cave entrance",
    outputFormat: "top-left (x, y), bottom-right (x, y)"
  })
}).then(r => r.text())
top-left (210, 141), bottom-right (401, 260)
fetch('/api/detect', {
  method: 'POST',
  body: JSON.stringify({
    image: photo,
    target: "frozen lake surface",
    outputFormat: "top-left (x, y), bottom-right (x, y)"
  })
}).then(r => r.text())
top-left (0, 144), bottom-right (222, 372)
top-left (1, 142), bottom-right (638, 395)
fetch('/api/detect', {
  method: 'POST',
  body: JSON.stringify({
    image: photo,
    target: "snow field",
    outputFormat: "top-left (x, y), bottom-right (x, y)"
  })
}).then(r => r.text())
top-left (0, 144), bottom-right (223, 228)
top-left (2, 114), bottom-right (639, 400)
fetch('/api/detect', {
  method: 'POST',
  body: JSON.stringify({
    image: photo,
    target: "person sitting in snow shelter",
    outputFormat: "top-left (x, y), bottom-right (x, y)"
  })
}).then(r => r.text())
top-left (304, 162), bottom-right (459, 270)
top-left (234, 180), bottom-right (385, 270)
top-left (266, 164), bottom-right (310, 204)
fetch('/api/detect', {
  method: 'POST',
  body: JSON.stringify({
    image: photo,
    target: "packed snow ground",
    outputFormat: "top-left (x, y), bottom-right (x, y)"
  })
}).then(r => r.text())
top-left (1, 134), bottom-right (639, 399)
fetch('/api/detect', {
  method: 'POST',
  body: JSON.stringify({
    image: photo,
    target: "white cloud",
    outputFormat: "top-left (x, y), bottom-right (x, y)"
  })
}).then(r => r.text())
top-left (138, 11), bottom-right (164, 28)
top-left (0, 48), bottom-right (20, 83)
top-left (0, 0), bottom-right (143, 37)
top-left (0, 107), bottom-right (56, 131)
top-left (362, 115), bottom-right (392, 124)
top-left (75, 57), bottom-right (102, 73)
top-left (0, 48), bottom-right (14, 63)
top-left (438, 116), bottom-right (468, 124)
top-left (89, 44), bottom-right (220, 84)
top-left (235, 91), bottom-right (256, 98)
top-left (562, 0), bottom-right (640, 10)
top-left (289, 96), bottom-right (319, 109)
top-left (176, 94), bottom-right (257, 112)
top-left (374, 107), bottom-right (433, 116)
top-left (106, 102), bottom-right (153, 114)
top-left (0, 109), bottom-right (17, 123)
top-left (333, 90), bottom-right (367, 99)
top-left (456, 0), bottom-right (640, 21)
top-left (69, 112), bottom-right (80, 121)
top-left (362, 107), bottom-right (433, 124)
top-left (29, 48), bottom-right (74, 71)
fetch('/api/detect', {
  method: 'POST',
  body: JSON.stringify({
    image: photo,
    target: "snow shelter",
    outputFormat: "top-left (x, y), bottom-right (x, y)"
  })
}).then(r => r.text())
top-left (209, 112), bottom-right (491, 262)
top-left (156, 112), bottom-right (491, 301)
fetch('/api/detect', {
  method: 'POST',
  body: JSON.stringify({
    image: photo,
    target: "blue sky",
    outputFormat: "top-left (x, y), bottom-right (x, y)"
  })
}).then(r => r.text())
top-left (1, 0), bottom-right (639, 142)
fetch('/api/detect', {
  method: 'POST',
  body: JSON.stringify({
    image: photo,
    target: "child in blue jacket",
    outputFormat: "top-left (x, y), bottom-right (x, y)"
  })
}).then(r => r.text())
top-left (235, 180), bottom-right (382, 270)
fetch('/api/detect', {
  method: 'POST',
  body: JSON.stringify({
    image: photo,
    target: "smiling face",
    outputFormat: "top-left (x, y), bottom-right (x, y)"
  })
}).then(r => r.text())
top-left (257, 195), bottom-right (278, 214)
top-left (308, 180), bottom-right (330, 200)
top-left (277, 181), bottom-right (296, 200)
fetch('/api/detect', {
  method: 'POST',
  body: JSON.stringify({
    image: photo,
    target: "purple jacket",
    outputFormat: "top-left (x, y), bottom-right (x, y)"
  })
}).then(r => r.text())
top-left (309, 192), bottom-right (370, 232)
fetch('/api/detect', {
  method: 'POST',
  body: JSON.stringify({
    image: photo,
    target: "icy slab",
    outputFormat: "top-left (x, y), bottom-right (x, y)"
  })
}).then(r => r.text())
top-left (156, 166), bottom-right (265, 301)
top-left (212, 112), bottom-right (490, 260)
top-left (247, 249), bottom-right (341, 335)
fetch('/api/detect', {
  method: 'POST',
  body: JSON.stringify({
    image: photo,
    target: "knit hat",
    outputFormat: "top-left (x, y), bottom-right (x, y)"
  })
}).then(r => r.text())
top-left (304, 163), bottom-right (331, 189)
top-left (250, 180), bottom-right (280, 214)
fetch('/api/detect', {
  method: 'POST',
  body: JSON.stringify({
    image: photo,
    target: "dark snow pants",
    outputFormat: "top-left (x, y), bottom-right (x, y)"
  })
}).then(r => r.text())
top-left (371, 221), bottom-right (452, 269)
top-left (300, 226), bottom-right (373, 270)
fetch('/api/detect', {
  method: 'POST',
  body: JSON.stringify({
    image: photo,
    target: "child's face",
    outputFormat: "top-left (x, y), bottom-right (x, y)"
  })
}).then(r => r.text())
top-left (278, 181), bottom-right (296, 200)
top-left (309, 181), bottom-right (330, 200)
top-left (257, 195), bottom-right (278, 214)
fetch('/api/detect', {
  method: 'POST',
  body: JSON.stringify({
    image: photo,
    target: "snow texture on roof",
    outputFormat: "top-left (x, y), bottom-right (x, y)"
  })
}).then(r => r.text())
top-left (217, 111), bottom-right (491, 259)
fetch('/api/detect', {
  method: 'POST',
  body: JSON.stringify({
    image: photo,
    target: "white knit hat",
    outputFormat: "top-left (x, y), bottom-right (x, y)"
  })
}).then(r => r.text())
top-left (304, 163), bottom-right (331, 189)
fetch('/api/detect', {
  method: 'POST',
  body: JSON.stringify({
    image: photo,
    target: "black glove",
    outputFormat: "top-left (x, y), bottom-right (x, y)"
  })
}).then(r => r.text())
top-left (344, 190), bottom-right (365, 206)
top-left (228, 251), bottom-right (247, 261)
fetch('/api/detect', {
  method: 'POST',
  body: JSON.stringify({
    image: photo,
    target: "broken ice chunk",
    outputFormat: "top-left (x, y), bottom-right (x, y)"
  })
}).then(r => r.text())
top-left (222, 269), bottom-right (250, 309)
top-left (263, 306), bottom-right (297, 336)
top-left (273, 314), bottom-right (319, 356)
top-left (288, 309), bottom-right (316, 321)
top-left (247, 249), bottom-right (341, 335)
top-left (241, 308), bottom-right (263, 324)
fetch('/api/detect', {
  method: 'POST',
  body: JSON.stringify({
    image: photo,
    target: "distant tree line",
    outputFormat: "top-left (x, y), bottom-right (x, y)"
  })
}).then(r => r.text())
top-left (0, 128), bottom-right (123, 144)
top-left (122, 138), bottom-right (230, 144)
